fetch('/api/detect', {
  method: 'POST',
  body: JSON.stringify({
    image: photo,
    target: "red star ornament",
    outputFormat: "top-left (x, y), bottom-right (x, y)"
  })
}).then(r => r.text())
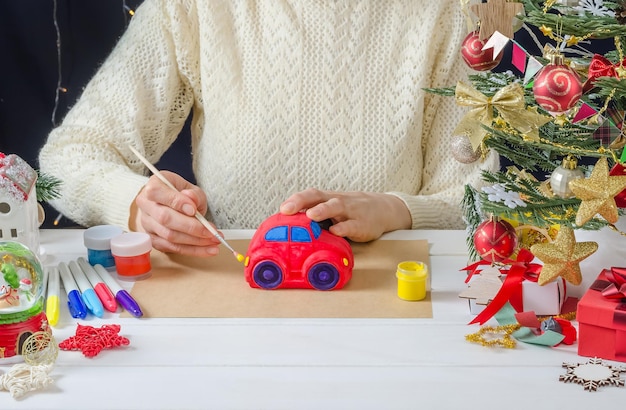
top-left (568, 157), bottom-right (626, 225)
top-left (470, 0), bottom-right (524, 40)
top-left (530, 226), bottom-right (597, 286)
top-left (59, 324), bottom-right (130, 357)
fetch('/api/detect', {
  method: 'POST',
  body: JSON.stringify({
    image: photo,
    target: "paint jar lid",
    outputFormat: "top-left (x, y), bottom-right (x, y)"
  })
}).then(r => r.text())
top-left (84, 225), bottom-right (124, 250)
top-left (396, 261), bottom-right (428, 281)
top-left (110, 232), bottom-right (152, 256)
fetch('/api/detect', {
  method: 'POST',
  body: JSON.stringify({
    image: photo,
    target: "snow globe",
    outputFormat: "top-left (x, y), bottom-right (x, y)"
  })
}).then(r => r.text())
top-left (0, 241), bottom-right (48, 363)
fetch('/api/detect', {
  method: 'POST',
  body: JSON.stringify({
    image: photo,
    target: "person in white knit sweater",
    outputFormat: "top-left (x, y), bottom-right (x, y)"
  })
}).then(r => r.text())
top-left (39, 0), bottom-right (498, 257)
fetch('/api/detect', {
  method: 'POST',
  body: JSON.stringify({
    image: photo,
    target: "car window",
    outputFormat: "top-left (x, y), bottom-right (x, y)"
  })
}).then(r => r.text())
top-left (310, 221), bottom-right (321, 239)
top-left (265, 226), bottom-right (288, 242)
top-left (291, 226), bottom-right (312, 243)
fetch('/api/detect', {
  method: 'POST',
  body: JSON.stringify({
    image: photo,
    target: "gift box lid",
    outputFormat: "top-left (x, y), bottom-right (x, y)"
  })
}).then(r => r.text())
top-left (577, 270), bottom-right (626, 331)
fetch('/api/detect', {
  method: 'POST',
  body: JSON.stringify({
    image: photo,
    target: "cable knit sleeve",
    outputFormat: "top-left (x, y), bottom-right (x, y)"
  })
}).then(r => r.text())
top-left (38, 0), bottom-right (195, 230)
top-left (389, 1), bottom-right (499, 229)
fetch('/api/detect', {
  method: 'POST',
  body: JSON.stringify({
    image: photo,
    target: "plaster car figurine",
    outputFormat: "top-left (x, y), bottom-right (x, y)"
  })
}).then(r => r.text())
top-left (244, 213), bottom-right (354, 290)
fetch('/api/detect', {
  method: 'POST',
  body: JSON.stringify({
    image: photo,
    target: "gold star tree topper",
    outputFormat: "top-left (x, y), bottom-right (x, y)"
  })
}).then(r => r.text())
top-left (530, 226), bottom-right (598, 286)
top-left (568, 157), bottom-right (626, 226)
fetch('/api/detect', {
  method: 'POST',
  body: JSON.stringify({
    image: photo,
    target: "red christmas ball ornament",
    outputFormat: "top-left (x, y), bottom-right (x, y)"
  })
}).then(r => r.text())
top-left (473, 217), bottom-right (518, 262)
top-left (460, 31), bottom-right (503, 71)
top-left (532, 55), bottom-right (582, 113)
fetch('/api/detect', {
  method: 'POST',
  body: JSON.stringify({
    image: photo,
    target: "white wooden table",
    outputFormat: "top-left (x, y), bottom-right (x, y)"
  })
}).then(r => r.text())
top-left (1, 228), bottom-right (623, 409)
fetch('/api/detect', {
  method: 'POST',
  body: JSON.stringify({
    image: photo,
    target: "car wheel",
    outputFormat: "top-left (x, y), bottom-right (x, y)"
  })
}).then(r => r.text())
top-left (253, 261), bottom-right (283, 289)
top-left (307, 262), bottom-right (340, 290)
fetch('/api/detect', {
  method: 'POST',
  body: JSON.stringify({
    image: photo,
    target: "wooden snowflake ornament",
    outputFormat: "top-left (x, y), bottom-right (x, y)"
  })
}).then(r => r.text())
top-left (560, 357), bottom-right (626, 391)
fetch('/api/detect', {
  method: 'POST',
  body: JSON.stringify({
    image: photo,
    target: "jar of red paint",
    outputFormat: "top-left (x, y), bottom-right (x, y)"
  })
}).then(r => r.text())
top-left (110, 232), bottom-right (152, 281)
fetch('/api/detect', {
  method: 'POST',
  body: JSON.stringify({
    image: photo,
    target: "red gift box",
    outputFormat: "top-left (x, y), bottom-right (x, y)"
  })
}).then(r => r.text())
top-left (577, 269), bottom-right (626, 362)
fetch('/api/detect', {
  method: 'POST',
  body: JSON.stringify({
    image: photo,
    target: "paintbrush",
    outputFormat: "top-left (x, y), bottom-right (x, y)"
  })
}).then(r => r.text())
top-left (128, 145), bottom-right (244, 263)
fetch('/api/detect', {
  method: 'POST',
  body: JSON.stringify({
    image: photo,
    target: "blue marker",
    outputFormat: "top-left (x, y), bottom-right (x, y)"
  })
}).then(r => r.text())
top-left (68, 260), bottom-right (104, 318)
top-left (93, 264), bottom-right (143, 318)
top-left (58, 262), bottom-right (88, 319)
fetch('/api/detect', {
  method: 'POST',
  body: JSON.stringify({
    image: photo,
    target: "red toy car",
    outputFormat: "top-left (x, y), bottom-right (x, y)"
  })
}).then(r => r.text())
top-left (244, 213), bottom-right (354, 290)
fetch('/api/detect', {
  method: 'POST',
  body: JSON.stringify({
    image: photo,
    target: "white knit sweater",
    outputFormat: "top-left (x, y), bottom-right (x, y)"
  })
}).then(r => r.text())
top-left (39, 0), bottom-right (498, 231)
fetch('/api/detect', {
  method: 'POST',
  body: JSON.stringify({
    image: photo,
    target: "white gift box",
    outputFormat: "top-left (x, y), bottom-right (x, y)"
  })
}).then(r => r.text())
top-left (521, 278), bottom-right (566, 316)
top-left (462, 265), bottom-right (566, 316)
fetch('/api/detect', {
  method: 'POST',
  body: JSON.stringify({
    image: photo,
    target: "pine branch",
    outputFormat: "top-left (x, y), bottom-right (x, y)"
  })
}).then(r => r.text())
top-left (485, 129), bottom-right (557, 172)
top-left (423, 72), bottom-right (520, 98)
top-left (35, 171), bottom-right (62, 203)
top-left (592, 77), bottom-right (626, 110)
top-left (477, 169), bottom-right (615, 231)
top-left (484, 120), bottom-right (605, 172)
top-left (461, 184), bottom-right (482, 261)
top-left (521, 0), bottom-right (626, 39)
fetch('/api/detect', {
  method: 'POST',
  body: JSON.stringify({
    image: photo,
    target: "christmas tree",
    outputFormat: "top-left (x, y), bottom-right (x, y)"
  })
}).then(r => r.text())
top-left (430, 0), bottom-right (626, 285)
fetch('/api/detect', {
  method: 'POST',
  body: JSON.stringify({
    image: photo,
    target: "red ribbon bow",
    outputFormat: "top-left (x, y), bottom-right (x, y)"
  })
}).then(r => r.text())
top-left (584, 54), bottom-right (626, 92)
top-left (469, 249), bottom-right (541, 325)
top-left (601, 267), bottom-right (626, 299)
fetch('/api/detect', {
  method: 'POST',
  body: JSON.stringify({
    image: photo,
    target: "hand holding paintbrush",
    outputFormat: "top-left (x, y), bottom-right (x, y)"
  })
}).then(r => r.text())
top-left (128, 145), bottom-right (244, 263)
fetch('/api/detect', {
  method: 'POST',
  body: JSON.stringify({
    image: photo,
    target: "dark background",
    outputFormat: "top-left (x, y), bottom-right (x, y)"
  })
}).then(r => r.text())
top-left (0, 0), bottom-right (194, 228)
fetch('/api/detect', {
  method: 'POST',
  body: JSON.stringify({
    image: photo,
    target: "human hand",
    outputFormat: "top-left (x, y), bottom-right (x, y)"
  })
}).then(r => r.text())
top-left (130, 171), bottom-right (222, 257)
top-left (279, 188), bottom-right (412, 242)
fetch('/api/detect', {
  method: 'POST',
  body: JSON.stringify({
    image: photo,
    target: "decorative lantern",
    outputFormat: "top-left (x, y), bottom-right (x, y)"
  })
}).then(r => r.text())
top-left (0, 153), bottom-right (41, 256)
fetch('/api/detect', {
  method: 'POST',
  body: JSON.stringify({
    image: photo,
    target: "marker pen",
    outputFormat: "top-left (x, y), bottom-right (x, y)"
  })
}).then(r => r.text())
top-left (68, 260), bottom-right (104, 318)
top-left (77, 257), bottom-right (117, 312)
top-left (58, 262), bottom-right (88, 319)
top-left (46, 267), bottom-right (61, 326)
top-left (93, 263), bottom-right (143, 318)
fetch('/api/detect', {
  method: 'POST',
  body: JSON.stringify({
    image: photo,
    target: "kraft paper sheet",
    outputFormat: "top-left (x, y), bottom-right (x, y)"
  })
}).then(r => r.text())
top-left (125, 239), bottom-right (432, 318)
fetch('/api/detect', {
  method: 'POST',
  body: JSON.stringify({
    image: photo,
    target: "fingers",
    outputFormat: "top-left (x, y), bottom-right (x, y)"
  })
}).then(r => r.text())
top-left (151, 171), bottom-right (208, 216)
top-left (279, 189), bottom-right (411, 243)
top-left (150, 235), bottom-right (221, 257)
top-left (280, 188), bottom-right (332, 218)
top-left (329, 219), bottom-right (370, 242)
top-left (133, 171), bottom-right (222, 257)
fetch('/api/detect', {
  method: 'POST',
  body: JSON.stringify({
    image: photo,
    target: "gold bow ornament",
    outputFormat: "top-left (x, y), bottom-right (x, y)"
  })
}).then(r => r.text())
top-left (453, 81), bottom-right (552, 150)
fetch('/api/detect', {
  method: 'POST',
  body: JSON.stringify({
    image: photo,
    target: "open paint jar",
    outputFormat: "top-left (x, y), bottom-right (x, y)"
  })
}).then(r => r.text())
top-left (83, 225), bottom-right (124, 269)
top-left (396, 261), bottom-right (428, 301)
top-left (110, 232), bottom-right (152, 281)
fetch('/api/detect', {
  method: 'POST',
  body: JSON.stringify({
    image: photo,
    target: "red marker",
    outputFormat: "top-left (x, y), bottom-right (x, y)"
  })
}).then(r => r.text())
top-left (77, 257), bottom-right (118, 312)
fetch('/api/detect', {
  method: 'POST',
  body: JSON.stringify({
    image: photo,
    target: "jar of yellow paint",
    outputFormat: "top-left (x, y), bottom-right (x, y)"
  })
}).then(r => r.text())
top-left (396, 261), bottom-right (428, 301)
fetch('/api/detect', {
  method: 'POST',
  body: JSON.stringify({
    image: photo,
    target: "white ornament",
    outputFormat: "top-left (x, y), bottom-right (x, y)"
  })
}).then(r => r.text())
top-left (549, 157), bottom-right (585, 198)
top-left (573, 0), bottom-right (615, 17)
top-left (450, 134), bottom-right (481, 164)
top-left (481, 184), bottom-right (527, 209)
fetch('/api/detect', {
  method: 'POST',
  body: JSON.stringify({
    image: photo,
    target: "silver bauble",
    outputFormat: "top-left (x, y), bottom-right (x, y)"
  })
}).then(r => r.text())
top-left (549, 157), bottom-right (584, 198)
top-left (450, 134), bottom-right (481, 164)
